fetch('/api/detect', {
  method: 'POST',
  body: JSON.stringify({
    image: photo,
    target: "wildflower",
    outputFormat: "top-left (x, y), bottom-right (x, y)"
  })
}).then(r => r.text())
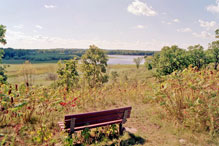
top-left (72, 97), bottom-right (78, 102)
top-left (59, 102), bottom-right (67, 106)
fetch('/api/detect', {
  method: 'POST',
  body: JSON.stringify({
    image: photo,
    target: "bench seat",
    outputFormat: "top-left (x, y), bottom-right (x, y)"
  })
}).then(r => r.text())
top-left (58, 107), bottom-right (132, 137)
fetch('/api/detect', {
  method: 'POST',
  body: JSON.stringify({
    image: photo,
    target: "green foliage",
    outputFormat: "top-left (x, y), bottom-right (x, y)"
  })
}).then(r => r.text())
top-left (156, 67), bottom-right (219, 135)
top-left (147, 63), bottom-right (152, 70)
top-left (208, 40), bottom-right (219, 70)
top-left (144, 56), bottom-right (153, 70)
top-left (0, 65), bottom-right (7, 84)
top-left (187, 44), bottom-right (207, 69)
top-left (153, 45), bottom-right (187, 75)
top-left (133, 57), bottom-right (143, 69)
top-left (0, 25), bottom-right (7, 84)
top-left (81, 45), bottom-right (108, 88)
top-left (215, 29), bottom-right (219, 38)
top-left (57, 59), bottom-right (79, 90)
top-left (0, 25), bottom-right (7, 45)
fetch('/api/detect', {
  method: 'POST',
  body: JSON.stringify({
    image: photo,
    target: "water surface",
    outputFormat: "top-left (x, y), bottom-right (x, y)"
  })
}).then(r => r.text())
top-left (108, 55), bottom-right (145, 65)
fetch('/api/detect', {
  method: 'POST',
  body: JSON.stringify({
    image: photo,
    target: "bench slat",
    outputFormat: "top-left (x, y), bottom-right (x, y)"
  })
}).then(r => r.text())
top-left (65, 119), bottom-right (123, 132)
top-left (65, 107), bottom-right (131, 120)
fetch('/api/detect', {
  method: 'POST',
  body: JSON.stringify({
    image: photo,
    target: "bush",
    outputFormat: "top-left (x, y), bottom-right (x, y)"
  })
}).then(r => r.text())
top-left (156, 66), bottom-right (219, 135)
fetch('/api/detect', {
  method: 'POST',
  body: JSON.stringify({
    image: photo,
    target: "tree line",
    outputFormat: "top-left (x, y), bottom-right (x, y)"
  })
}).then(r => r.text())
top-left (0, 47), bottom-right (155, 64)
top-left (145, 29), bottom-right (219, 76)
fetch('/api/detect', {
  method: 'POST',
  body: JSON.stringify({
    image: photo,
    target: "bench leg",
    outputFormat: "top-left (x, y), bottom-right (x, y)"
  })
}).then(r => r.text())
top-left (119, 123), bottom-right (123, 135)
top-left (69, 118), bottom-right (76, 138)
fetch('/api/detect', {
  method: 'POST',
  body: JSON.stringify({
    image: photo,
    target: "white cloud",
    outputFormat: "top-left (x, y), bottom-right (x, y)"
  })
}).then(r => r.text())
top-left (161, 21), bottom-right (171, 25)
top-left (35, 25), bottom-right (43, 30)
top-left (136, 25), bottom-right (145, 29)
top-left (192, 31), bottom-right (214, 39)
top-left (127, 0), bottom-right (157, 16)
top-left (44, 5), bottom-right (56, 9)
top-left (13, 24), bottom-right (24, 29)
top-left (173, 18), bottom-right (180, 23)
top-left (162, 19), bottom-right (180, 25)
top-left (177, 28), bottom-right (192, 33)
top-left (3, 30), bottom-right (172, 51)
top-left (198, 19), bottom-right (216, 30)
top-left (206, 0), bottom-right (219, 14)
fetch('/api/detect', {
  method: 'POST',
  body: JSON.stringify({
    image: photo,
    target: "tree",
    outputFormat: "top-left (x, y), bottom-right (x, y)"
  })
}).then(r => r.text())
top-left (57, 59), bottom-right (79, 90)
top-left (0, 25), bottom-right (7, 84)
top-left (187, 45), bottom-right (206, 69)
top-left (81, 45), bottom-right (108, 88)
top-left (154, 45), bottom-right (187, 75)
top-left (0, 25), bottom-right (7, 45)
top-left (215, 29), bottom-right (219, 38)
top-left (208, 40), bottom-right (219, 70)
top-left (133, 57), bottom-right (143, 69)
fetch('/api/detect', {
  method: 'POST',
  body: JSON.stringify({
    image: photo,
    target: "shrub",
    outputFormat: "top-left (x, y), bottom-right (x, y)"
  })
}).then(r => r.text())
top-left (156, 66), bottom-right (219, 135)
top-left (57, 59), bottom-right (79, 91)
top-left (81, 45), bottom-right (108, 88)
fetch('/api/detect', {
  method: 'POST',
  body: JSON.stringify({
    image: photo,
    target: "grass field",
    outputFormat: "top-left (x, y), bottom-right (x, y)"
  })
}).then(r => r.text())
top-left (1, 63), bottom-right (218, 146)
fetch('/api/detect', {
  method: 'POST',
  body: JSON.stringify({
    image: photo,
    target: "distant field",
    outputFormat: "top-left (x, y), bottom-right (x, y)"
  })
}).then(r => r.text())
top-left (5, 63), bottom-right (142, 86)
top-left (2, 59), bottom-right (59, 64)
top-left (6, 63), bottom-right (58, 86)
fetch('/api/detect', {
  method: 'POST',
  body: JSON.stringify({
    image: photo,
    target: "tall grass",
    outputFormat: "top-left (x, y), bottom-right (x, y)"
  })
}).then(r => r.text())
top-left (156, 66), bottom-right (219, 135)
top-left (0, 64), bottom-right (218, 145)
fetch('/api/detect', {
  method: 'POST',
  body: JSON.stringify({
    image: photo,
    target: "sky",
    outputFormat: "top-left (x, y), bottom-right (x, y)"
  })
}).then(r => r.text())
top-left (0, 0), bottom-right (219, 51)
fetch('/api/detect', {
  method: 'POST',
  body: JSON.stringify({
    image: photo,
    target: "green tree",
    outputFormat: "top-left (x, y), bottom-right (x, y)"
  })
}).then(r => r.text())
top-left (215, 29), bottom-right (219, 38)
top-left (187, 45), bottom-right (206, 69)
top-left (81, 45), bottom-right (108, 88)
top-left (208, 40), bottom-right (219, 70)
top-left (133, 57), bottom-right (143, 69)
top-left (0, 25), bottom-right (7, 84)
top-left (57, 59), bottom-right (79, 90)
top-left (0, 25), bottom-right (7, 45)
top-left (154, 45), bottom-right (187, 75)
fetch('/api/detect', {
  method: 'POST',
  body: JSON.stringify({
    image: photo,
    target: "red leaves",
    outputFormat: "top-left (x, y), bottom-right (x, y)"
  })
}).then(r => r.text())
top-left (27, 106), bottom-right (31, 110)
top-left (60, 97), bottom-right (78, 107)
top-left (72, 97), bottom-right (78, 102)
top-left (59, 102), bottom-right (67, 106)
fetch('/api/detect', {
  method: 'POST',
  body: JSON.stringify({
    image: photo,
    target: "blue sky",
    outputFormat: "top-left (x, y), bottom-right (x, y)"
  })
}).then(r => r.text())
top-left (0, 0), bottom-right (219, 50)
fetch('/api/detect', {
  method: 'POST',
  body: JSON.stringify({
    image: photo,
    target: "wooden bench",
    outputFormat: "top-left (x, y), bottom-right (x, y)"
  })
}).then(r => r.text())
top-left (58, 106), bottom-right (132, 137)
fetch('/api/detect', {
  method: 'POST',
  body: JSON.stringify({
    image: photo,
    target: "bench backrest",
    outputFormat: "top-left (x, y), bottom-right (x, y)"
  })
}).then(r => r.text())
top-left (64, 106), bottom-right (132, 129)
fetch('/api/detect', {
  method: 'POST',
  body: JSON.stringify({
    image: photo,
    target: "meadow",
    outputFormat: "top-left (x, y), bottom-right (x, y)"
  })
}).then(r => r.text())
top-left (0, 63), bottom-right (218, 146)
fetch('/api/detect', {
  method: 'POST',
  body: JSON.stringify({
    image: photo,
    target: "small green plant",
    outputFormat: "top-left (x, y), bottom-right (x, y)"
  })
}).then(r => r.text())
top-left (133, 57), bottom-right (143, 69)
top-left (81, 45), bottom-right (108, 88)
top-left (57, 58), bottom-right (79, 91)
top-left (81, 128), bottom-right (91, 144)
